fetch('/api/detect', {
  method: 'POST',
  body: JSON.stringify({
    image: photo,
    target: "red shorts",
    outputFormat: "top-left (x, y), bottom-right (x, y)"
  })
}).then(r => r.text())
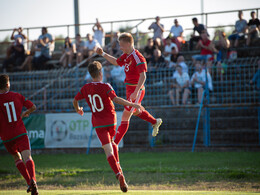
top-left (125, 85), bottom-right (145, 112)
top-left (95, 125), bottom-right (116, 146)
top-left (3, 135), bottom-right (30, 155)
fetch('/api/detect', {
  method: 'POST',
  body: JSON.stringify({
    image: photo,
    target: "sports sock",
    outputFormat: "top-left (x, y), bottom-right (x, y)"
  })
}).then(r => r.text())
top-left (137, 110), bottom-right (157, 125)
top-left (114, 121), bottom-right (129, 145)
top-left (25, 159), bottom-right (36, 181)
top-left (15, 159), bottom-right (31, 185)
top-left (112, 142), bottom-right (119, 163)
top-left (107, 155), bottom-right (120, 175)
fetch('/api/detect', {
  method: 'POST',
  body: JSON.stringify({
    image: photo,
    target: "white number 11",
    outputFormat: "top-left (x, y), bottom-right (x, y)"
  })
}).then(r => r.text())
top-left (4, 102), bottom-right (17, 122)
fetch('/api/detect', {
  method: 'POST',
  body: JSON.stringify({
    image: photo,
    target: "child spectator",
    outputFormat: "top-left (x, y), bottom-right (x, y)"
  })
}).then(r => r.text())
top-left (169, 65), bottom-right (190, 105)
top-left (191, 62), bottom-right (213, 104)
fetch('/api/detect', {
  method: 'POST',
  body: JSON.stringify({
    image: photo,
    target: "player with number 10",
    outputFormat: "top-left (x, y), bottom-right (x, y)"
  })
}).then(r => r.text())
top-left (73, 61), bottom-right (144, 192)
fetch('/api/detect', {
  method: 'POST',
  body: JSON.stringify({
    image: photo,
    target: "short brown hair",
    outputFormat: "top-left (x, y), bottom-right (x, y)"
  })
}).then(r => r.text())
top-left (0, 74), bottom-right (9, 90)
top-left (88, 61), bottom-right (102, 78)
top-left (119, 32), bottom-right (134, 45)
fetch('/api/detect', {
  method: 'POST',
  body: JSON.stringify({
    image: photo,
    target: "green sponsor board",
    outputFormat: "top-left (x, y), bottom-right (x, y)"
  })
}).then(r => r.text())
top-left (0, 114), bottom-right (45, 150)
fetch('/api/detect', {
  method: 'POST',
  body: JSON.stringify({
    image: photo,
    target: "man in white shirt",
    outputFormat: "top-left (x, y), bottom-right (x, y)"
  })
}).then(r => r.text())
top-left (85, 33), bottom-right (100, 57)
top-left (169, 65), bottom-right (190, 105)
top-left (164, 37), bottom-right (178, 64)
top-left (191, 63), bottom-right (213, 104)
top-left (169, 19), bottom-right (184, 50)
top-left (93, 19), bottom-right (105, 48)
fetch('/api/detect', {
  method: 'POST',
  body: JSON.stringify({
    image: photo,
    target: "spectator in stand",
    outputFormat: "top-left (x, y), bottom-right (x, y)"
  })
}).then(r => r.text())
top-left (105, 65), bottom-right (125, 96)
top-left (38, 27), bottom-right (55, 52)
top-left (149, 48), bottom-right (165, 70)
top-left (169, 19), bottom-right (184, 51)
top-left (212, 30), bottom-right (230, 81)
top-left (85, 33), bottom-right (100, 58)
top-left (228, 11), bottom-right (247, 48)
top-left (2, 37), bottom-right (25, 72)
top-left (189, 17), bottom-right (206, 51)
top-left (93, 18), bottom-right (105, 48)
top-left (169, 47), bottom-right (180, 68)
top-left (17, 40), bottom-right (40, 71)
top-left (10, 27), bottom-right (27, 45)
top-left (164, 37), bottom-right (178, 65)
top-left (246, 11), bottom-right (260, 46)
top-left (191, 62), bottom-right (213, 104)
top-left (192, 30), bottom-right (218, 63)
top-left (7, 27), bottom-right (27, 59)
top-left (148, 16), bottom-right (165, 44)
top-left (212, 30), bottom-right (230, 61)
top-left (107, 31), bottom-right (122, 57)
top-left (176, 56), bottom-right (188, 74)
top-left (169, 65), bottom-right (190, 105)
top-left (59, 37), bottom-right (76, 68)
top-left (74, 34), bottom-right (85, 65)
top-left (32, 37), bottom-right (52, 70)
top-left (144, 38), bottom-right (156, 63)
top-left (154, 37), bottom-right (164, 52)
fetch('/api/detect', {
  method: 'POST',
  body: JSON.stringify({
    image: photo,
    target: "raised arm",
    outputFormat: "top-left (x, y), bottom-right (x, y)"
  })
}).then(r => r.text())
top-left (96, 47), bottom-right (118, 66)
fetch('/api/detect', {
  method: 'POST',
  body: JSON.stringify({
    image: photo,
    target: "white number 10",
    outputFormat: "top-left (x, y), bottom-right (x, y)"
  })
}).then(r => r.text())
top-left (4, 102), bottom-right (17, 122)
top-left (88, 94), bottom-right (104, 113)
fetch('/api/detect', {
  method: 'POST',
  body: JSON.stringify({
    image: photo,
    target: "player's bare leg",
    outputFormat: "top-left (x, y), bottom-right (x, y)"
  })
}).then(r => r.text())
top-left (103, 143), bottom-right (128, 192)
top-left (21, 150), bottom-right (38, 195)
top-left (12, 152), bottom-right (31, 192)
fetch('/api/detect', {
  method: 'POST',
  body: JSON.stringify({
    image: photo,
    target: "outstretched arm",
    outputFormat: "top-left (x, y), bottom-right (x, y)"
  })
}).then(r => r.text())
top-left (96, 47), bottom-right (118, 66)
top-left (112, 96), bottom-right (144, 111)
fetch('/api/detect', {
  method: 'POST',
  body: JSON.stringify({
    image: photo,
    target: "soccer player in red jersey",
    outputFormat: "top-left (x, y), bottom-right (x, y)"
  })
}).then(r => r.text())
top-left (73, 61), bottom-right (143, 192)
top-left (96, 32), bottom-right (162, 148)
top-left (0, 74), bottom-right (38, 195)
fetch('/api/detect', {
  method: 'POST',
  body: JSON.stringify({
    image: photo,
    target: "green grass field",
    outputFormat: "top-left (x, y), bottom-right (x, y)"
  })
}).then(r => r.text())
top-left (0, 151), bottom-right (260, 194)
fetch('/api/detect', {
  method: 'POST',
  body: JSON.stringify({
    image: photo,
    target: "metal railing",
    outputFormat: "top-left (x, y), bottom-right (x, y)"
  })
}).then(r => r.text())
top-left (7, 57), bottom-right (259, 113)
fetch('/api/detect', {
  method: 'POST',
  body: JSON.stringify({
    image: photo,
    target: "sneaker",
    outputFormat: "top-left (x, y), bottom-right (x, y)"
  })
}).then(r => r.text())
top-left (27, 185), bottom-right (31, 193)
top-left (152, 118), bottom-right (162, 137)
top-left (118, 174), bottom-right (128, 193)
top-left (30, 179), bottom-right (38, 195)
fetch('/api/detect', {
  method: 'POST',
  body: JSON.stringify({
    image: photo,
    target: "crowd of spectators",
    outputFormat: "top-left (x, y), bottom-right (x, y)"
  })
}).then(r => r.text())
top-left (1, 11), bottom-right (259, 105)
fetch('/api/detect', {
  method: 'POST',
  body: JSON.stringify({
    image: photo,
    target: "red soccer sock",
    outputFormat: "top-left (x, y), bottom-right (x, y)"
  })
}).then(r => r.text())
top-left (137, 110), bottom-right (157, 125)
top-left (112, 142), bottom-right (119, 163)
top-left (107, 155), bottom-right (120, 176)
top-left (25, 159), bottom-right (36, 181)
top-left (15, 159), bottom-right (31, 185)
top-left (114, 121), bottom-right (129, 145)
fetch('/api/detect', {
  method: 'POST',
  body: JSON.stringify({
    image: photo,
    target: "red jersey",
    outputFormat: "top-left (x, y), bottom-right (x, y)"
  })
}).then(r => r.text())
top-left (0, 91), bottom-right (34, 142)
top-left (201, 39), bottom-right (213, 55)
top-left (74, 82), bottom-right (117, 128)
top-left (116, 49), bottom-right (147, 86)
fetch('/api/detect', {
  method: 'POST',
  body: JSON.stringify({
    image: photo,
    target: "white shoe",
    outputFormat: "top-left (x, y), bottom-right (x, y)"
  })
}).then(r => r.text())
top-left (152, 118), bottom-right (162, 137)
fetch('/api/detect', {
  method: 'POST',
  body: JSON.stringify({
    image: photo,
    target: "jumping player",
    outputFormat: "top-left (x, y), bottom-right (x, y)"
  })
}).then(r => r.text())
top-left (73, 61), bottom-right (144, 192)
top-left (96, 32), bottom-right (162, 154)
top-left (0, 74), bottom-right (38, 195)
